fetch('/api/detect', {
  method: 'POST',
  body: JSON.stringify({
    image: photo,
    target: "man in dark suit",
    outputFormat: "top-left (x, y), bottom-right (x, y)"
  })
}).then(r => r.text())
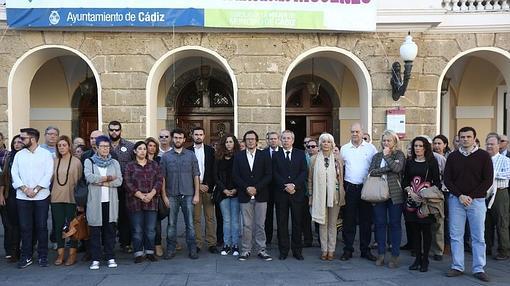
top-left (263, 131), bottom-right (281, 246)
top-left (233, 130), bottom-right (273, 261)
top-left (187, 127), bottom-right (218, 254)
top-left (273, 130), bottom-right (307, 260)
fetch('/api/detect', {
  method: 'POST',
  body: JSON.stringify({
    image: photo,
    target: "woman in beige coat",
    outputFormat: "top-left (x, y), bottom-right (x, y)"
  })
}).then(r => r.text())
top-left (308, 133), bottom-right (345, 260)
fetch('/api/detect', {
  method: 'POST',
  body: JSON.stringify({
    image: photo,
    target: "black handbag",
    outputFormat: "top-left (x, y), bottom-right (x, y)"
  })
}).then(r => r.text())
top-left (74, 158), bottom-right (93, 207)
top-left (157, 198), bottom-right (169, 219)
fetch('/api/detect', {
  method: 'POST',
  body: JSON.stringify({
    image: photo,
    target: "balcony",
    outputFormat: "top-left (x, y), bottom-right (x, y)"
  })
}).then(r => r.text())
top-left (442, 0), bottom-right (510, 12)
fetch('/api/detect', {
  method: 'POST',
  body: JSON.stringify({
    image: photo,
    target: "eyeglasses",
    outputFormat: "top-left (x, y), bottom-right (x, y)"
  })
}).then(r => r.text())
top-left (324, 157), bottom-right (330, 168)
top-left (159, 135), bottom-right (169, 139)
top-left (109, 128), bottom-right (121, 132)
top-left (306, 145), bottom-right (317, 149)
top-left (98, 145), bottom-right (110, 149)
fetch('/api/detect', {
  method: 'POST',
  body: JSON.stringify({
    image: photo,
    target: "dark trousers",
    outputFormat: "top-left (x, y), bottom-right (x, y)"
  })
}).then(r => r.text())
top-left (89, 202), bottom-right (116, 261)
top-left (1, 190), bottom-right (20, 257)
top-left (17, 197), bottom-right (49, 260)
top-left (117, 186), bottom-right (131, 247)
top-left (409, 222), bottom-right (432, 259)
top-left (276, 196), bottom-right (304, 255)
top-left (342, 181), bottom-right (373, 254)
top-left (265, 190), bottom-right (275, 244)
top-left (155, 216), bottom-right (163, 246)
top-left (302, 196), bottom-right (313, 245)
top-left (215, 201), bottom-right (224, 245)
top-left (51, 203), bottom-right (78, 249)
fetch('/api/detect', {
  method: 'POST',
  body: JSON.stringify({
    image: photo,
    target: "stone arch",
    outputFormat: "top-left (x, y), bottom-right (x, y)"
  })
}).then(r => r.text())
top-left (146, 46), bottom-right (238, 137)
top-left (438, 47), bottom-right (510, 138)
top-left (282, 47), bottom-right (373, 140)
top-left (7, 45), bottom-right (102, 139)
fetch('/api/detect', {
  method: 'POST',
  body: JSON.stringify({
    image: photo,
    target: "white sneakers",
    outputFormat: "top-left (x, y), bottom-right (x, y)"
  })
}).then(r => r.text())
top-left (107, 259), bottom-right (118, 268)
top-left (89, 261), bottom-right (100, 270)
top-left (89, 259), bottom-right (117, 270)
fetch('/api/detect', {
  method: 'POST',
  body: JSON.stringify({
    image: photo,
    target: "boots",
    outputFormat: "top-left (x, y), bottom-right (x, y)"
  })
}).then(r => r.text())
top-left (388, 256), bottom-right (399, 268)
top-left (420, 256), bottom-right (429, 272)
top-left (409, 254), bottom-right (421, 270)
top-left (155, 245), bottom-right (164, 257)
top-left (55, 248), bottom-right (65, 266)
top-left (65, 248), bottom-right (77, 266)
top-left (375, 255), bottom-right (385, 266)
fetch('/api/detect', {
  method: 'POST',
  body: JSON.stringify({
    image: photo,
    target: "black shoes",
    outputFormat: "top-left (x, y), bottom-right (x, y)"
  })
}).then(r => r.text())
top-left (189, 251), bottom-right (199, 259)
top-left (293, 253), bottom-right (304, 260)
top-left (360, 251), bottom-right (377, 261)
top-left (420, 259), bottom-right (429, 272)
top-left (278, 253), bottom-right (287, 260)
top-left (409, 256), bottom-right (421, 271)
top-left (340, 251), bottom-right (352, 261)
top-left (17, 257), bottom-right (33, 269)
top-left (257, 250), bottom-right (272, 261)
top-left (38, 257), bottom-right (48, 267)
top-left (134, 256), bottom-right (144, 264)
top-left (433, 254), bottom-right (443, 261)
top-left (473, 272), bottom-right (490, 282)
top-left (164, 251), bottom-right (176, 260)
top-left (146, 254), bottom-right (157, 262)
top-left (208, 246), bottom-right (219, 254)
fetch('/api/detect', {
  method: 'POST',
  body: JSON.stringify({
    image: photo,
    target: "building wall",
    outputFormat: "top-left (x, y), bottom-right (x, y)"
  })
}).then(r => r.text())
top-left (1, 25), bottom-right (509, 145)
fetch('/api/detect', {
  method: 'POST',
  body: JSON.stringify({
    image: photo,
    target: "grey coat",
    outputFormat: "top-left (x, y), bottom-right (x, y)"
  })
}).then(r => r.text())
top-left (84, 159), bottom-right (123, 227)
top-left (368, 150), bottom-right (406, 204)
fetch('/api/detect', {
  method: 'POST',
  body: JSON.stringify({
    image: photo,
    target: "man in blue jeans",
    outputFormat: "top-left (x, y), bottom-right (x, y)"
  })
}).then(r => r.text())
top-left (160, 128), bottom-right (200, 259)
top-left (444, 126), bottom-right (493, 282)
top-left (11, 128), bottom-right (53, 268)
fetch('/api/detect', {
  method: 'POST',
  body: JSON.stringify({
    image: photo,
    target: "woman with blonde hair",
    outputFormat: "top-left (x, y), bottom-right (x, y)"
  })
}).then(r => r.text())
top-left (309, 133), bottom-right (345, 260)
top-left (368, 130), bottom-right (406, 268)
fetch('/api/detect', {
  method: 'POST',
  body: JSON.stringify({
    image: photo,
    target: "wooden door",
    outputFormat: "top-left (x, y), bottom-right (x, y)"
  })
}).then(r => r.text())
top-left (308, 116), bottom-right (331, 138)
top-left (177, 116), bottom-right (234, 146)
top-left (78, 91), bottom-right (98, 146)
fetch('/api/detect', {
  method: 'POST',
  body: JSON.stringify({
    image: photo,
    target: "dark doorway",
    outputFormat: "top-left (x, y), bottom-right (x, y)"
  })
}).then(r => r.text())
top-left (286, 116), bottom-right (306, 150)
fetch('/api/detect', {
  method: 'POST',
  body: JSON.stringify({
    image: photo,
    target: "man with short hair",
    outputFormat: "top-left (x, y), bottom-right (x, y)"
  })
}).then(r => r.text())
top-left (187, 127), bottom-right (217, 253)
top-left (273, 130), bottom-right (307, 260)
top-left (340, 122), bottom-right (377, 261)
top-left (264, 131), bottom-right (280, 245)
top-left (303, 138), bottom-right (319, 247)
top-left (499, 135), bottom-right (509, 157)
top-left (444, 127), bottom-right (493, 282)
top-left (233, 130), bottom-right (273, 261)
top-left (484, 134), bottom-right (510, 261)
top-left (160, 128), bottom-right (200, 259)
top-left (82, 130), bottom-right (104, 163)
top-left (11, 128), bottom-right (53, 268)
top-left (158, 129), bottom-right (172, 156)
top-left (73, 137), bottom-right (86, 150)
top-left (39, 126), bottom-right (59, 157)
top-left (108, 120), bottom-right (135, 253)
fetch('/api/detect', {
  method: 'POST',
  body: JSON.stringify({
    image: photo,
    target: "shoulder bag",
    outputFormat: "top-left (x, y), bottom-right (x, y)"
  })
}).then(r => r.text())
top-left (74, 158), bottom-right (93, 207)
top-left (361, 172), bottom-right (390, 203)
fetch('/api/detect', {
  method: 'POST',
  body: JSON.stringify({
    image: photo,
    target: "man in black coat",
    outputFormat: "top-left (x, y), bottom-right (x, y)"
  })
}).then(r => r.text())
top-left (233, 130), bottom-right (273, 261)
top-left (263, 131), bottom-right (281, 245)
top-left (272, 130), bottom-right (307, 260)
top-left (187, 127), bottom-right (218, 253)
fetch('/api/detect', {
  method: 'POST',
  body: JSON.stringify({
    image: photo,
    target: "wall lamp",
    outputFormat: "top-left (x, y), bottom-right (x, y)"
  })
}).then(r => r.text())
top-left (390, 32), bottom-right (418, 101)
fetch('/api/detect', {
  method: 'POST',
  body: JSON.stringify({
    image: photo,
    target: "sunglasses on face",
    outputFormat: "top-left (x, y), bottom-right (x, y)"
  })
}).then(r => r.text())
top-left (159, 135), bottom-right (169, 138)
top-left (109, 128), bottom-right (121, 132)
top-left (306, 145), bottom-right (317, 149)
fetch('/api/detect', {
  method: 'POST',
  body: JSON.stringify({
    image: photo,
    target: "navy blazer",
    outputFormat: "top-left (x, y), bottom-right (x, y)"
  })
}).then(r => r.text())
top-left (272, 148), bottom-right (308, 202)
top-left (232, 149), bottom-right (272, 203)
top-left (187, 144), bottom-right (216, 193)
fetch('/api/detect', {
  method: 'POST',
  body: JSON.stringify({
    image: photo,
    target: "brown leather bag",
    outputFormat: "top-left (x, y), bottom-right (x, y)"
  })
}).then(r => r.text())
top-left (63, 213), bottom-right (89, 240)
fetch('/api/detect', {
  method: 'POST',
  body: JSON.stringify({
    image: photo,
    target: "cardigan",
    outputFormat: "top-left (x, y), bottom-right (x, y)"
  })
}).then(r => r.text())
top-left (84, 158), bottom-right (123, 227)
top-left (51, 155), bottom-right (82, 203)
top-left (368, 150), bottom-right (406, 204)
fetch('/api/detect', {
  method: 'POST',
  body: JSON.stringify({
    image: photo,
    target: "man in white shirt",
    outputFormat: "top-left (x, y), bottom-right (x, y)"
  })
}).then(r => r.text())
top-left (11, 128), bottom-right (53, 268)
top-left (158, 129), bottom-right (172, 156)
top-left (340, 122), bottom-right (377, 261)
top-left (187, 127), bottom-right (218, 253)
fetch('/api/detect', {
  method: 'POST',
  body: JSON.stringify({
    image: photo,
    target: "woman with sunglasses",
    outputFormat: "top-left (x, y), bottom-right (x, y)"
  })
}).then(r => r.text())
top-left (402, 136), bottom-right (441, 272)
top-left (368, 130), bottom-right (406, 268)
top-left (308, 133), bottom-right (345, 260)
top-left (0, 135), bottom-right (23, 262)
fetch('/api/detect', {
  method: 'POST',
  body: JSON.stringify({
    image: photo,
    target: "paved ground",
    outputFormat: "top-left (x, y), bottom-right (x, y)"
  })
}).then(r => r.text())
top-left (0, 219), bottom-right (508, 285)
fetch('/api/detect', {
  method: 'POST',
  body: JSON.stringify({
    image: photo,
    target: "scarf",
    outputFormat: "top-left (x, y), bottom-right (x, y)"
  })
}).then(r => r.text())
top-left (91, 153), bottom-right (113, 168)
top-left (311, 152), bottom-right (338, 225)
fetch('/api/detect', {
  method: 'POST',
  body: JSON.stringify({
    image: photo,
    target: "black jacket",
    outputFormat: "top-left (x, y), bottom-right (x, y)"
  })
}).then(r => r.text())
top-left (232, 149), bottom-right (272, 203)
top-left (187, 144), bottom-right (216, 193)
top-left (272, 148), bottom-right (308, 202)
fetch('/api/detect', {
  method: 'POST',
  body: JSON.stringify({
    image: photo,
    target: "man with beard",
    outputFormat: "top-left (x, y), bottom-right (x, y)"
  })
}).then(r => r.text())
top-left (187, 127), bottom-right (218, 253)
top-left (160, 128), bottom-right (200, 259)
top-left (108, 121), bottom-right (135, 253)
top-left (11, 128), bottom-right (53, 268)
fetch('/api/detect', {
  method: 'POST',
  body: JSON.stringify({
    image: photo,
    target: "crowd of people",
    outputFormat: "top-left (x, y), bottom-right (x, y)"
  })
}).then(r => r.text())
top-left (0, 121), bottom-right (506, 283)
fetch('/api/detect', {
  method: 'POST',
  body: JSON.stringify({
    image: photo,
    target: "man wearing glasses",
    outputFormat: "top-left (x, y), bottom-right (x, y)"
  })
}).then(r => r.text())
top-left (158, 129), bottom-right (172, 156)
top-left (500, 135), bottom-right (509, 157)
top-left (11, 128), bottom-right (53, 268)
top-left (39, 126), bottom-right (59, 158)
top-left (340, 122), bottom-right (377, 261)
top-left (303, 138), bottom-right (319, 247)
top-left (233, 130), bottom-right (273, 261)
top-left (108, 121), bottom-right (135, 254)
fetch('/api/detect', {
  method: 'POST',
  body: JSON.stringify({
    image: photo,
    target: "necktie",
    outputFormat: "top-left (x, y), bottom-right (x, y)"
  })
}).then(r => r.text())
top-left (285, 151), bottom-right (291, 162)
